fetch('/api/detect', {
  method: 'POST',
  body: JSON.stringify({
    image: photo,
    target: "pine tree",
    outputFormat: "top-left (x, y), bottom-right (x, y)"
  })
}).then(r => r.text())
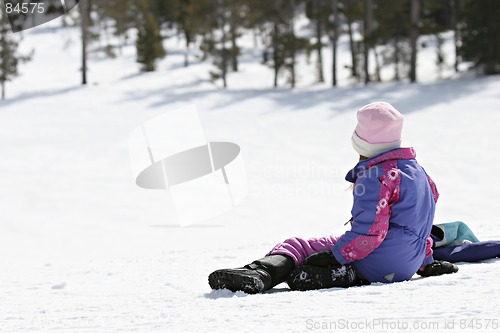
top-left (172, 0), bottom-right (219, 71)
top-left (306, 0), bottom-right (328, 83)
top-left (136, 0), bottom-right (165, 72)
top-left (190, 0), bottom-right (228, 87)
top-left (0, 8), bottom-right (33, 99)
top-left (176, 0), bottom-right (195, 67)
top-left (250, 0), bottom-right (305, 88)
top-left (214, 0), bottom-right (228, 87)
top-left (153, 0), bottom-right (195, 67)
top-left (226, 0), bottom-right (247, 72)
top-left (206, 0), bottom-right (250, 86)
top-left (95, 0), bottom-right (136, 54)
top-left (340, 0), bottom-right (363, 81)
top-left (420, 0), bottom-right (456, 78)
top-left (460, 0), bottom-right (500, 75)
top-left (372, 0), bottom-right (412, 82)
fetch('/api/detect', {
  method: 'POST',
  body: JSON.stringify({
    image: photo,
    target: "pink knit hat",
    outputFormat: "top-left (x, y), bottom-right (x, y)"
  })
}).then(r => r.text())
top-left (351, 102), bottom-right (404, 158)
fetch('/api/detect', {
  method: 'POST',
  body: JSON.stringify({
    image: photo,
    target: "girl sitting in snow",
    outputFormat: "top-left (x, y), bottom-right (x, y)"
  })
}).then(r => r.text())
top-left (208, 102), bottom-right (458, 293)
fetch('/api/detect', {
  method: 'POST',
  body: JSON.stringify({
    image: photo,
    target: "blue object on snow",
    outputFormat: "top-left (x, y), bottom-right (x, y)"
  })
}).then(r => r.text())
top-left (433, 221), bottom-right (480, 247)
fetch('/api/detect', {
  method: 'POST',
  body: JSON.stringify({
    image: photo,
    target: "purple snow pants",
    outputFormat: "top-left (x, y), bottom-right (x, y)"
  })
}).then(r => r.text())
top-left (267, 235), bottom-right (341, 266)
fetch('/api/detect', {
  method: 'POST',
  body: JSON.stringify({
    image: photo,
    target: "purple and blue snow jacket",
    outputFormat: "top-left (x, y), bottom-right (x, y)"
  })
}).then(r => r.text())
top-left (331, 148), bottom-right (437, 283)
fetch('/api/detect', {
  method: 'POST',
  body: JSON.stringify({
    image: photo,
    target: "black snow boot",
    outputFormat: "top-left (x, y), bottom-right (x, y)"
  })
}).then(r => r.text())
top-left (417, 260), bottom-right (459, 277)
top-left (287, 250), bottom-right (358, 291)
top-left (287, 264), bottom-right (357, 291)
top-left (208, 255), bottom-right (295, 294)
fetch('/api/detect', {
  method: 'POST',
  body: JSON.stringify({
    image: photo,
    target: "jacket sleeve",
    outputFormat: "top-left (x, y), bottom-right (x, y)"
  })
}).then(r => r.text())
top-left (418, 163), bottom-right (439, 203)
top-left (426, 174), bottom-right (439, 203)
top-left (332, 164), bottom-right (400, 265)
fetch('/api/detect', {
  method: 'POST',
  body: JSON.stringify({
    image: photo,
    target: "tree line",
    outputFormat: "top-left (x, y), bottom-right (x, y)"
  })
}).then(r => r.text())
top-left (1, 0), bottom-right (499, 98)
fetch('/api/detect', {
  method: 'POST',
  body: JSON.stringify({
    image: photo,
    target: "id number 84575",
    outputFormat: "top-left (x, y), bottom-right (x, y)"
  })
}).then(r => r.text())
top-left (5, 2), bottom-right (45, 14)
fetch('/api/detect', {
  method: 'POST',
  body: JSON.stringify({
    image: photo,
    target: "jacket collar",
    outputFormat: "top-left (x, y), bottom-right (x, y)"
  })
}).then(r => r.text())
top-left (345, 147), bottom-right (417, 183)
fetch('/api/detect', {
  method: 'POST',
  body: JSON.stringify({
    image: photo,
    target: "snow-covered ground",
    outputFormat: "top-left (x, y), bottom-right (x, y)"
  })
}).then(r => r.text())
top-left (0, 19), bottom-right (499, 333)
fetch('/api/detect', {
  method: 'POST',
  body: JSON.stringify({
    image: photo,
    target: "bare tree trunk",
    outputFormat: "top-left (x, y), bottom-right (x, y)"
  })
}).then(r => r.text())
top-left (373, 46), bottom-right (382, 82)
top-left (290, 0), bottom-right (296, 88)
top-left (451, 0), bottom-right (459, 72)
top-left (363, 0), bottom-right (372, 85)
top-left (436, 33), bottom-right (444, 79)
top-left (229, 21), bottom-right (238, 72)
top-left (0, 12), bottom-right (6, 99)
top-left (184, 31), bottom-right (190, 67)
top-left (272, 21), bottom-right (279, 88)
top-left (80, 0), bottom-right (88, 85)
top-left (218, 0), bottom-right (227, 88)
top-left (346, 13), bottom-right (358, 79)
top-left (331, 0), bottom-right (338, 87)
top-left (315, 0), bottom-right (325, 83)
top-left (221, 33), bottom-right (227, 88)
top-left (394, 38), bottom-right (400, 81)
top-left (409, 0), bottom-right (420, 83)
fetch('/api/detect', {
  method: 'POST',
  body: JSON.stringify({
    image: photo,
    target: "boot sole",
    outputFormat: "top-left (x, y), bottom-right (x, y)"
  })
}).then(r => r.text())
top-left (208, 269), bottom-right (265, 294)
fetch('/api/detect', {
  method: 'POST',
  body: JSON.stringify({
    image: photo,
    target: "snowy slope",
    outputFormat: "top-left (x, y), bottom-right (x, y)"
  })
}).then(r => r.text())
top-left (0, 20), bottom-right (499, 333)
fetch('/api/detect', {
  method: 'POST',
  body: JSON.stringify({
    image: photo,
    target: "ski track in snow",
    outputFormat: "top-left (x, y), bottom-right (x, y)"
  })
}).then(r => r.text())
top-left (0, 20), bottom-right (499, 333)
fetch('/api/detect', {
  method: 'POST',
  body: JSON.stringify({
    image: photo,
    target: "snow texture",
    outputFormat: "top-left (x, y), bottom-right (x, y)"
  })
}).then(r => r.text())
top-left (0, 19), bottom-right (499, 333)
